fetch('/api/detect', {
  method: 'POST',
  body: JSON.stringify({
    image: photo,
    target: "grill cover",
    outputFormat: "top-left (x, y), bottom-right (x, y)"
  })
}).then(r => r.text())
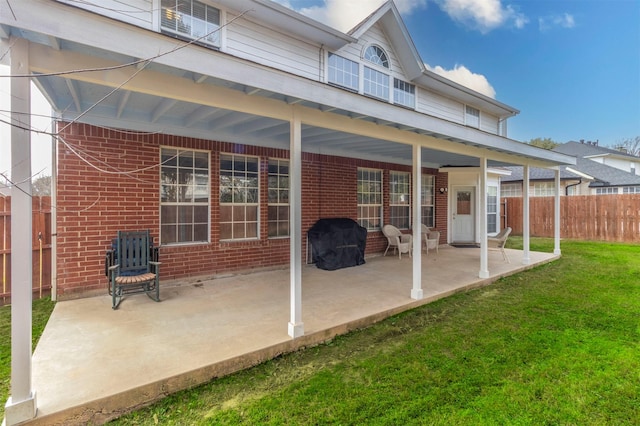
top-left (307, 218), bottom-right (367, 271)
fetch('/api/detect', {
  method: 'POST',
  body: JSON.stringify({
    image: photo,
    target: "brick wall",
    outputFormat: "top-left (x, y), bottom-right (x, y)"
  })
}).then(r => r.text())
top-left (56, 122), bottom-right (448, 298)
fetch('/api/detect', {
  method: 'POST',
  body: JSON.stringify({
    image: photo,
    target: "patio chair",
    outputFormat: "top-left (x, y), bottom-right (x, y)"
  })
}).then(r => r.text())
top-left (382, 224), bottom-right (412, 259)
top-left (421, 224), bottom-right (440, 255)
top-left (487, 227), bottom-right (512, 263)
top-left (105, 230), bottom-right (161, 309)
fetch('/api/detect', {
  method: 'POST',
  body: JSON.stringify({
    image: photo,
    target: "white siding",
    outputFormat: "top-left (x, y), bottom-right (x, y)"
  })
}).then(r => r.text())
top-left (480, 112), bottom-right (499, 134)
top-left (225, 12), bottom-right (321, 81)
top-left (56, 0), bottom-right (154, 29)
top-left (417, 88), bottom-right (464, 124)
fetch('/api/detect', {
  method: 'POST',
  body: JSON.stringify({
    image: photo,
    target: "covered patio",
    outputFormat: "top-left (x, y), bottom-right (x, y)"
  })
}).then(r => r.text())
top-left (30, 246), bottom-right (557, 425)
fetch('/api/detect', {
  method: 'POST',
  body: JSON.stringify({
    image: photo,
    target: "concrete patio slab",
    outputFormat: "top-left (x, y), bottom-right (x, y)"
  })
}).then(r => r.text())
top-left (26, 246), bottom-right (558, 424)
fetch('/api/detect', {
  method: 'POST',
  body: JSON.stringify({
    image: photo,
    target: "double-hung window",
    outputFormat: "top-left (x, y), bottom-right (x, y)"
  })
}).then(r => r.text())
top-left (161, 0), bottom-right (220, 47)
top-left (389, 171), bottom-right (410, 229)
top-left (219, 154), bottom-right (259, 240)
top-left (394, 79), bottom-right (415, 108)
top-left (501, 183), bottom-right (522, 198)
top-left (357, 168), bottom-right (382, 231)
top-left (595, 187), bottom-right (618, 195)
top-left (328, 53), bottom-right (359, 91)
top-left (421, 175), bottom-right (435, 228)
top-left (363, 67), bottom-right (389, 100)
top-left (363, 45), bottom-right (390, 100)
top-left (268, 159), bottom-right (289, 238)
top-left (160, 148), bottom-right (210, 245)
top-left (487, 186), bottom-right (498, 234)
top-left (465, 105), bottom-right (480, 128)
top-left (532, 182), bottom-right (555, 197)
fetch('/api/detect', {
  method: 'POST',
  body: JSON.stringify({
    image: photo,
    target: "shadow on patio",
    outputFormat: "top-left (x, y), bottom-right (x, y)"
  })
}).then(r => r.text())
top-left (29, 246), bottom-right (558, 424)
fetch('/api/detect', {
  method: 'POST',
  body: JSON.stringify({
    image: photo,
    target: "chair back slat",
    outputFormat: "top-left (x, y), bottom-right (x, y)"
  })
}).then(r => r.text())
top-left (116, 230), bottom-right (152, 275)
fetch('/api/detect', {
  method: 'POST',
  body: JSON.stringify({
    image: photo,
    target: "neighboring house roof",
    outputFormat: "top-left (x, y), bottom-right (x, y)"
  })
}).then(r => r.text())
top-left (554, 140), bottom-right (640, 161)
top-left (500, 166), bottom-right (582, 182)
top-left (571, 157), bottom-right (640, 187)
top-left (502, 145), bottom-right (640, 187)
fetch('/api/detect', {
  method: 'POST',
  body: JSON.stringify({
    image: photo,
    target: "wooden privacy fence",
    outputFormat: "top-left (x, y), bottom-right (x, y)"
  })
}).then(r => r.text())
top-left (0, 196), bottom-right (52, 306)
top-left (503, 194), bottom-right (640, 243)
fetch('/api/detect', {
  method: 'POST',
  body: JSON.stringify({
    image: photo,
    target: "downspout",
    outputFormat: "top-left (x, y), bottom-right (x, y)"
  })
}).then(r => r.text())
top-left (565, 178), bottom-right (581, 196)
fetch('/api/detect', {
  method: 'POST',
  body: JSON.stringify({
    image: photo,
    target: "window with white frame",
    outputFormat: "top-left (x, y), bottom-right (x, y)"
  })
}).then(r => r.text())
top-left (501, 183), bottom-right (522, 198)
top-left (487, 185), bottom-right (498, 234)
top-left (465, 105), bottom-right (480, 128)
top-left (532, 182), bottom-right (555, 197)
top-left (421, 175), bottom-right (435, 228)
top-left (623, 186), bottom-right (640, 194)
top-left (357, 168), bottom-right (382, 230)
top-left (389, 171), bottom-right (410, 229)
top-left (268, 159), bottom-right (289, 238)
top-left (161, 0), bottom-right (220, 47)
top-left (364, 45), bottom-right (389, 68)
top-left (595, 187), bottom-right (619, 195)
top-left (362, 45), bottom-right (390, 100)
top-left (394, 79), bottom-right (415, 108)
top-left (160, 148), bottom-right (210, 245)
top-left (363, 66), bottom-right (389, 100)
top-left (219, 154), bottom-right (259, 240)
top-left (328, 53), bottom-right (359, 91)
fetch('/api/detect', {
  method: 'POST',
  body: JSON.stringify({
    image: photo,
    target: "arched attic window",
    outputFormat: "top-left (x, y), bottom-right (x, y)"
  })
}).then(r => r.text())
top-left (364, 45), bottom-right (389, 68)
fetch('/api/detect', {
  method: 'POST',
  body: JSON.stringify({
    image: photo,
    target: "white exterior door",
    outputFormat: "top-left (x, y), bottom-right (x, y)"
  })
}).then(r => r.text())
top-left (453, 187), bottom-right (475, 242)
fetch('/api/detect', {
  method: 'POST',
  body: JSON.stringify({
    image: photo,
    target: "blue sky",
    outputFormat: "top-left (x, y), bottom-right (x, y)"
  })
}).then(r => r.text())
top-left (281, 0), bottom-right (640, 146)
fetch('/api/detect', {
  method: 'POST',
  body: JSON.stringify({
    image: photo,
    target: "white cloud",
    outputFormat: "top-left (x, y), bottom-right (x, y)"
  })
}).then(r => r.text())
top-left (426, 63), bottom-right (496, 98)
top-left (293, 0), bottom-right (426, 32)
top-left (538, 13), bottom-right (576, 32)
top-left (436, 0), bottom-right (528, 33)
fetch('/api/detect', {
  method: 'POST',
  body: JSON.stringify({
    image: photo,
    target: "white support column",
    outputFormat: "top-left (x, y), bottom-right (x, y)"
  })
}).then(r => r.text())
top-left (554, 168), bottom-right (561, 255)
top-left (5, 37), bottom-right (37, 426)
top-left (288, 106), bottom-right (304, 338)
top-left (479, 157), bottom-right (489, 278)
top-left (522, 165), bottom-right (531, 265)
top-left (411, 144), bottom-right (423, 300)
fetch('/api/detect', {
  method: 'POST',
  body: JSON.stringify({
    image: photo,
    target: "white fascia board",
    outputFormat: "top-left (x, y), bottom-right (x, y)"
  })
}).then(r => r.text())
top-left (566, 167), bottom-right (595, 180)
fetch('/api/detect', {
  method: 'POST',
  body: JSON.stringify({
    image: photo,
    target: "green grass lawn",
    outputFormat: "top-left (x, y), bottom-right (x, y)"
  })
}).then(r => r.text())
top-left (0, 296), bottom-right (55, 420)
top-left (1, 239), bottom-right (639, 424)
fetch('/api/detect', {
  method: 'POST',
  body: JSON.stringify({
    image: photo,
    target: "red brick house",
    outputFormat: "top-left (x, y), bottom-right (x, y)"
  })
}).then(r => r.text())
top-left (3, 1), bottom-right (575, 421)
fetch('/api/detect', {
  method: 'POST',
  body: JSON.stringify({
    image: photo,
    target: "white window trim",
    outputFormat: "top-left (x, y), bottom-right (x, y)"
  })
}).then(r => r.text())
top-left (159, 146), bottom-right (211, 246)
top-left (357, 167), bottom-right (383, 231)
top-left (465, 105), bottom-right (480, 128)
top-left (389, 171), bottom-right (411, 229)
top-left (159, 0), bottom-right (222, 48)
top-left (267, 158), bottom-right (290, 239)
top-left (219, 153), bottom-right (260, 241)
top-left (421, 174), bottom-right (435, 228)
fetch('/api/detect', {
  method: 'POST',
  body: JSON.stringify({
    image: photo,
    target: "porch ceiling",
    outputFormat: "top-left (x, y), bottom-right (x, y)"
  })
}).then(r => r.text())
top-left (11, 27), bottom-right (572, 169)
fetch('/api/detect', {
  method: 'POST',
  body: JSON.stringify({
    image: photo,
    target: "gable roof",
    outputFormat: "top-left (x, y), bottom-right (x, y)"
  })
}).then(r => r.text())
top-left (571, 157), bottom-right (640, 187)
top-left (501, 159), bottom-right (640, 187)
top-left (344, 1), bottom-right (518, 118)
top-left (347, 1), bottom-right (424, 81)
top-left (554, 141), bottom-right (640, 161)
